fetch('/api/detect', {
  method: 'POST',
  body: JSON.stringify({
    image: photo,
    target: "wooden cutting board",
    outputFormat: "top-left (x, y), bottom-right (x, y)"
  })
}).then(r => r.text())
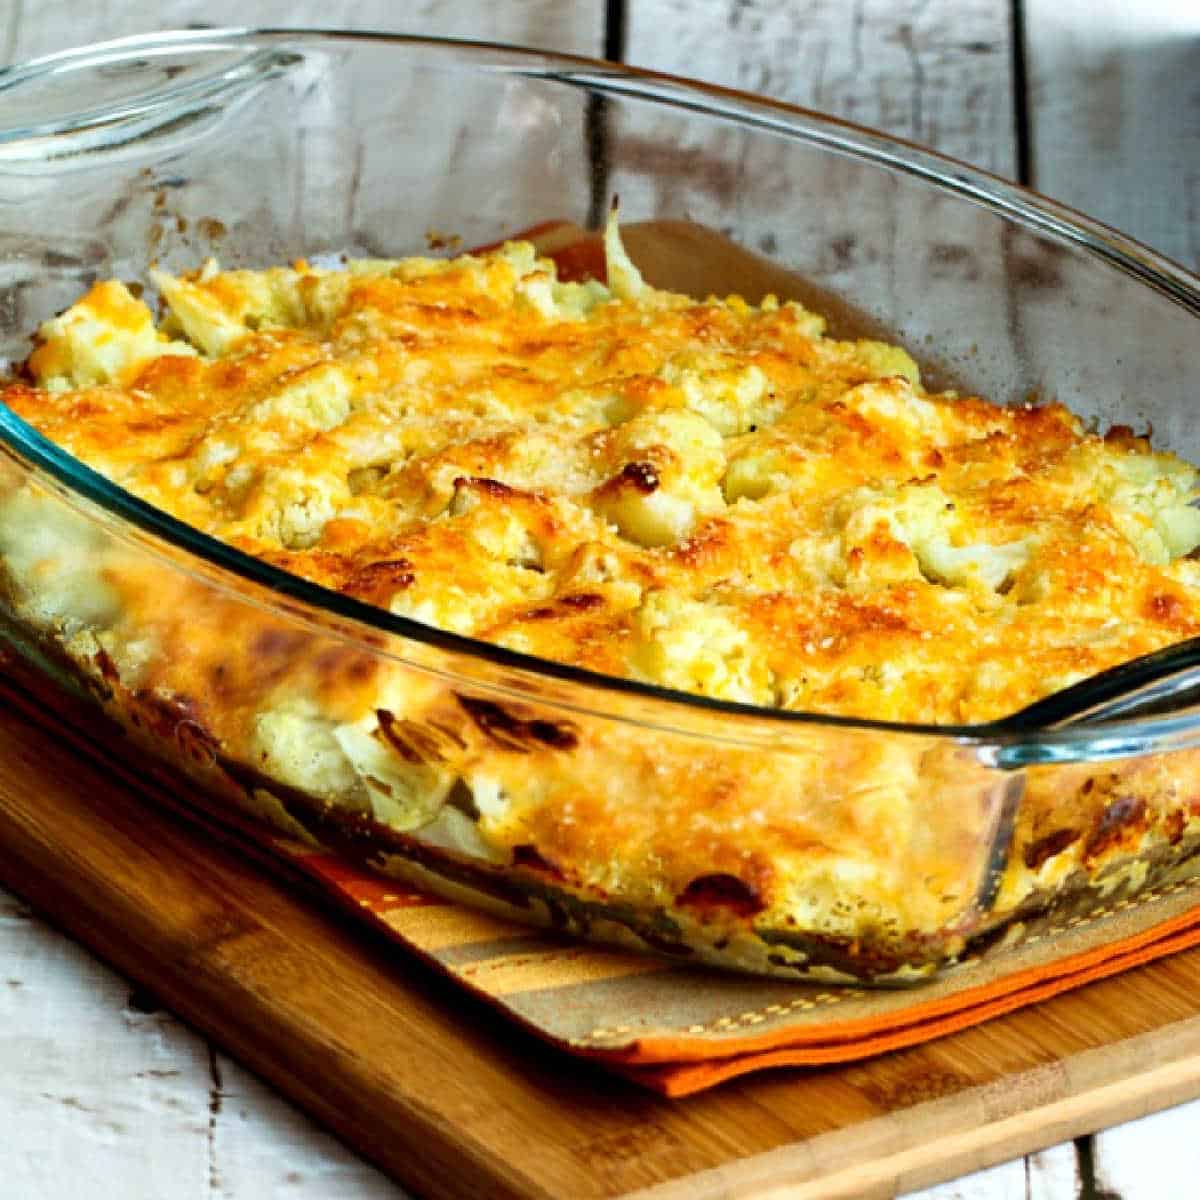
top-left (4, 682), bottom-right (1200, 1200)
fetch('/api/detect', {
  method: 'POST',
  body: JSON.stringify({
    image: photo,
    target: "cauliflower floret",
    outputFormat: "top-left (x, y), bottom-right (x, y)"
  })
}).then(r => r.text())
top-left (633, 590), bottom-right (770, 703)
top-left (514, 260), bottom-right (610, 320)
top-left (835, 482), bottom-right (1030, 592)
top-left (1101, 451), bottom-right (1200, 564)
top-left (234, 465), bottom-right (348, 549)
top-left (722, 448), bottom-right (783, 502)
top-left (839, 377), bottom-right (944, 443)
top-left (592, 409), bottom-right (726, 547)
top-left (603, 207), bottom-right (646, 301)
top-left (333, 719), bottom-right (454, 830)
top-left (28, 280), bottom-right (195, 390)
top-left (246, 362), bottom-right (353, 433)
top-left (251, 704), bottom-right (361, 802)
top-left (916, 538), bottom-right (1030, 590)
top-left (659, 350), bottom-right (779, 435)
top-left (154, 262), bottom-right (302, 355)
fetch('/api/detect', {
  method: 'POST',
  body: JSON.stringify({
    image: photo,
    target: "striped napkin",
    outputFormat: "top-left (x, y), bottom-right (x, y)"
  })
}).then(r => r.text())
top-left (260, 831), bottom-right (1200, 1097)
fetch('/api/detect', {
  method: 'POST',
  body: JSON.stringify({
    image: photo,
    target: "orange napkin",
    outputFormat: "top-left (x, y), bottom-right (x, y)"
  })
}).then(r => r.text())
top-left (279, 842), bottom-right (1200, 1097)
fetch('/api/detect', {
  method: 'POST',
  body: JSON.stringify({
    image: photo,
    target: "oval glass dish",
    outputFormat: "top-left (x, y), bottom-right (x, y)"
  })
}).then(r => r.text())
top-left (2, 29), bottom-right (1200, 985)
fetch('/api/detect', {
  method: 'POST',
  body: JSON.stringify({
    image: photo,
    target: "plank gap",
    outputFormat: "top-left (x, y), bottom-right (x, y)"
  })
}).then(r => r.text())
top-left (1010, 0), bottom-right (1034, 184)
top-left (1022, 0), bottom-right (1199, 268)
top-left (588, 0), bottom-right (627, 227)
top-left (604, 0), bottom-right (627, 63)
top-left (206, 1042), bottom-right (224, 1196)
top-left (1075, 1133), bottom-right (1126, 1200)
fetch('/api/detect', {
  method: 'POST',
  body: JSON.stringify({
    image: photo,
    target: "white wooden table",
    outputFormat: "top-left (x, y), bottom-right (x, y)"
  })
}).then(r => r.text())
top-left (2, 2), bottom-right (1198, 1196)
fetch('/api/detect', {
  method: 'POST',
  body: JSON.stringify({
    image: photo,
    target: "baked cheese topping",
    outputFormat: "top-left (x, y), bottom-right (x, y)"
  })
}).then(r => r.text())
top-left (7, 224), bottom-right (1200, 724)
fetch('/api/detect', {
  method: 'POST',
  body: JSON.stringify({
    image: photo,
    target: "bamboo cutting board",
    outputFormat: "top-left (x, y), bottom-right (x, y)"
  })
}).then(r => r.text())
top-left (4, 682), bottom-right (1200, 1200)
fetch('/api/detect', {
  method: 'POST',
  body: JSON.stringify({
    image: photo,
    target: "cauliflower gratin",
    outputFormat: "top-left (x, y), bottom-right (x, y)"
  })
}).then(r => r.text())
top-left (3, 218), bottom-right (1200, 981)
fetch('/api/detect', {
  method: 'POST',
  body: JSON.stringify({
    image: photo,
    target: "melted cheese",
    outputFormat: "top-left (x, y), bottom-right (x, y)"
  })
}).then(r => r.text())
top-left (5, 223), bottom-right (1200, 971)
top-left (10, 227), bottom-right (1200, 725)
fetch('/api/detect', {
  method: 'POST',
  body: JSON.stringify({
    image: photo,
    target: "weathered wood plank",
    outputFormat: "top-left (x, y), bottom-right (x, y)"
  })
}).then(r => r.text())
top-left (1023, 0), bottom-right (1200, 269)
top-left (207, 1042), bottom-right (406, 1198)
top-left (901, 1156), bottom-right (1028, 1200)
top-left (4, 0), bottom-right (604, 60)
top-left (623, 0), bottom-right (1016, 174)
top-left (0, 886), bottom-right (211, 1197)
top-left (1093, 1103), bottom-right (1200, 1200)
top-left (0, 885), bottom-right (406, 1198)
top-left (1026, 1142), bottom-right (1081, 1198)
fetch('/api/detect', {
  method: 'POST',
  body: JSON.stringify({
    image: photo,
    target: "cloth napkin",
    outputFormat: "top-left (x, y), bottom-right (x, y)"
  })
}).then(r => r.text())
top-left (266, 836), bottom-right (1200, 1096)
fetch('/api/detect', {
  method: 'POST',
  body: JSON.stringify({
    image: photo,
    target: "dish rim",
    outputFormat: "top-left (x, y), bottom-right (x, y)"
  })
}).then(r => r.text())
top-left (2, 25), bottom-right (1200, 757)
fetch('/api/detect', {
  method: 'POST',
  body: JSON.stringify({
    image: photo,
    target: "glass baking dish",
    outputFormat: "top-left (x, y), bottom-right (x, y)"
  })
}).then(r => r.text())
top-left (2, 29), bottom-right (1200, 985)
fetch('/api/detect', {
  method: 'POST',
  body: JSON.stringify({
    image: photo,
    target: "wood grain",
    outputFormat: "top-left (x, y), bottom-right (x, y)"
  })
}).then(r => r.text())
top-left (0, 887), bottom-right (402, 1196)
top-left (1023, 0), bottom-right (1200, 270)
top-left (1, 0), bottom-right (604, 59)
top-left (4, 677), bottom-right (1200, 1200)
top-left (1092, 1103), bottom-right (1200, 1198)
top-left (0, 889), bottom-right (215, 1197)
top-left (622, 0), bottom-right (1016, 173)
top-left (1027, 1144), bottom-right (1080, 1199)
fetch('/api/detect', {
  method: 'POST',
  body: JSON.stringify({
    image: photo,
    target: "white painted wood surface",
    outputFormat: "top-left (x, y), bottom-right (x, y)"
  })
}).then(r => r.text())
top-left (1024, 0), bottom-right (1200, 271)
top-left (623, 0), bottom-right (1017, 174)
top-left (0, 888), bottom-right (404, 1198)
top-left (1092, 1104), bottom-right (1200, 1198)
top-left (2, 3), bottom-right (1199, 1198)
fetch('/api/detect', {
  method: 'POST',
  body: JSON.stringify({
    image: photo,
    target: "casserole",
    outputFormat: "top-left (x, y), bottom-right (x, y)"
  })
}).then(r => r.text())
top-left (2, 30), bottom-right (1200, 982)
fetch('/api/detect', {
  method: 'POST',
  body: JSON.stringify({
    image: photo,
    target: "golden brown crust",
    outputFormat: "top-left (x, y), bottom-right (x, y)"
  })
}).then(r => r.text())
top-left (4, 229), bottom-right (1200, 980)
top-left (9, 242), bottom-right (1200, 724)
